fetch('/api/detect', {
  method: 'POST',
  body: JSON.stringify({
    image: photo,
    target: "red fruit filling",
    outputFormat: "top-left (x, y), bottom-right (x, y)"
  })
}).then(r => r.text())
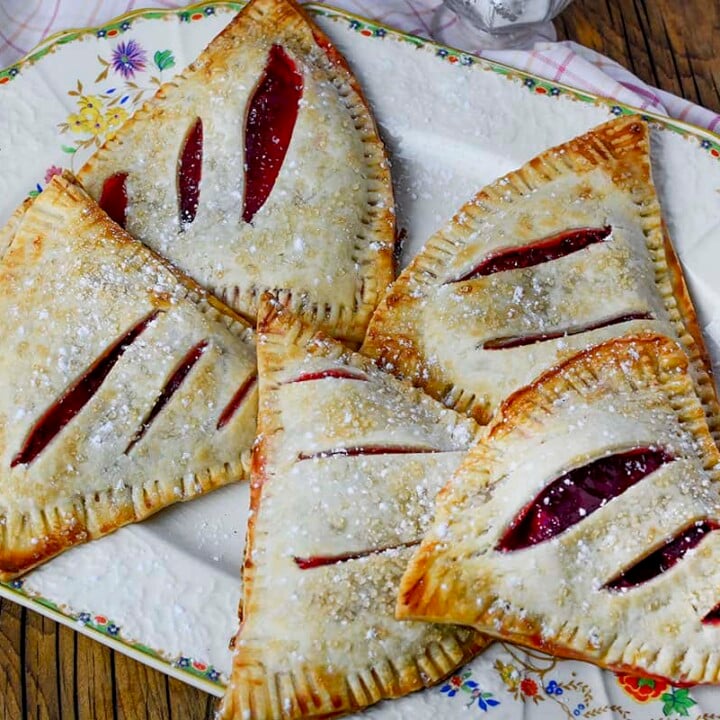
top-left (496, 448), bottom-right (673, 552)
top-left (702, 602), bottom-right (720, 624)
top-left (606, 520), bottom-right (719, 591)
top-left (297, 445), bottom-right (444, 461)
top-left (285, 368), bottom-right (368, 384)
top-left (98, 172), bottom-right (129, 228)
top-left (453, 226), bottom-right (611, 282)
top-left (12, 311), bottom-right (159, 467)
top-left (242, 44), bottom-right (303, 223)
top-left (294, 541), bottom-right (417, 570)
top-left (125, 340), bottom-right (207, 453)
top-left (178, 118), bottom-right (203, 228)
top-left (216, 373), bottom-right (257, 430)
top-left (483, 311), bottom-right (653, 350)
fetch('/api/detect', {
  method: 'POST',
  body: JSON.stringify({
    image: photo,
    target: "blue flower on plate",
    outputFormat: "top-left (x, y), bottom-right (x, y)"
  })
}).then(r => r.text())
top-left (701, 138), bottom-right (712, 149)
top-left (549, 86), bottom-right (561, 96)
top-left (120, 21), bottom-right (132, 32)
top-left (107, 624), bottom-right (120, 637)
top-left (460, 55), bottom-right (474, 66)
top-left (545, 680), bottom-right (564, 696)
top-left (524, 77), bottom-right (536, 88)
top-left (611, 105), bottom-right (624, 116)
top-left (204, 6), bottom-right (216, 15)
top-left (349, 20), bottom-right (361, 30)
top-left (208, 669), bottom-right (221, 682)
top-left (77, 612), bottom-right (92, 624)
top-left (10, 578), bottom-right (24, 589)
top-left (436, 48), bottom-right (449, 58)
top-left (374, 28), bottom-right (387, 38)
top-left (177, 657), bottom-right (191, 668)
top-left (97, 29), bottom-right (107, 38)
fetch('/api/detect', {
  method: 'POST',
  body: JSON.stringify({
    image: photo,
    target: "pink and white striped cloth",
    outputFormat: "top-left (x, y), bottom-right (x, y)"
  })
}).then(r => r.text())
top-left (1, 0), bottom-right (719, 133)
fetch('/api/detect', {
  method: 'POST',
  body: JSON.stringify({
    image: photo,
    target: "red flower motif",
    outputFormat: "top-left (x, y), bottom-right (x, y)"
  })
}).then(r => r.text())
top-left (450, 675), bottom-right (463, 688)
top-left (94, 615), bottom-right (108, 625)
top-left (44, 165), bottom-right (63, 184)
top-left (616, 673), bottom-right (669, 703)
top-left (520, 678), bottom-right (539, 697)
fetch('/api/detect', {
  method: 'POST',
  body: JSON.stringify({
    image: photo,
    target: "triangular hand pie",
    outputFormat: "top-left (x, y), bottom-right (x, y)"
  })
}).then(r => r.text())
top-left (362, 116), bottom-right (718, 430)
top-left (219, 298), bottom-right (486, 719)
top-left (0, 174), bottom-right (257, 579)
top-left (78, 0), bottom-right (394, 343)
top-left (398, 334), bottom-right (720, 684)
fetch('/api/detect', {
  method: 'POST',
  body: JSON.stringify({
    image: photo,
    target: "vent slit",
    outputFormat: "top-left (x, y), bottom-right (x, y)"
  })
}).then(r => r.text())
top-left (242, 44), bottom-right (303, 223)
top-left (482, 311), bottom-right (653, 351)
top-left (178, 117), bottom-right (203, 229)
top-left (606, 520), bottom-right (719, 591)
top-left (12, 311), bottom-right (160, 467)
top-left (125, 340), bottom-right (207, 454)
top-left (451, 226), bottom-right (612, 282)
top-left (497, 448), bottom-right (673, 552)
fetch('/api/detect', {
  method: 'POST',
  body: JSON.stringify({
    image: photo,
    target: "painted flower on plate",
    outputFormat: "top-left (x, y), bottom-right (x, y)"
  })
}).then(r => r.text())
top-left (615, 673), bottom-right (669, 703)
top-left (44, 165), bottom-right (63, 184)
top-left (111, 40), bottom-right (147, 79)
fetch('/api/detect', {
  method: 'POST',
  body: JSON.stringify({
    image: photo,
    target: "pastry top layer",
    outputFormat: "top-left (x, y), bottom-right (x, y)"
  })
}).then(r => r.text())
top-left (0, 173), bottom-right (257, 578)
top-left (362, 116), bottom-right (719, 435)
top-left (219, 297), bottom-right (485, 720)
top-left (398, 334), bottom-right (720, 684)
top-left (79, 0), bottom-right (395, 342)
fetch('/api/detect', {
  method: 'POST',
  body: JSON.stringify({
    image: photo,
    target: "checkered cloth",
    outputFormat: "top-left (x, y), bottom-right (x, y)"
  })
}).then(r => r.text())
top-left (1, 0), bottom-right (719, 132)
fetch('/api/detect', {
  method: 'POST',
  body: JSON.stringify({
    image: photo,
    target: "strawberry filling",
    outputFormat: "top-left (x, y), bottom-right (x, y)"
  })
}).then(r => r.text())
top-left (497, 448), bottom-right (673, 551)
top-left (178, 118), bottom-right (203, 228)
top-left (483, 311), bottom-right (653, 350)
top-left (606, 521), bottom-right (719, 591)
top-left (125, 340), bottom-right (207, 453)
top-left (297, 445), bottom-right (444, 461)
top-left (216, 373), bottom-right (257, 430)
top-left (294, 541), bottom-right (417, 570)
top-left (242, 45), bottom-right (303, 223)
top-left (453, 226), bottom-right (612, 282)
top-left (285, 368), bottom-right (368, 384)
top-left (12, 311), bottom-right (159, 467)
top-left (98, 172), bottom-right (129, 228)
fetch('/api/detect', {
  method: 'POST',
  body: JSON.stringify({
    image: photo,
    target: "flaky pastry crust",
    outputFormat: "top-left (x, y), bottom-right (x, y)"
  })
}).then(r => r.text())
top-left (0, 173), bottom-right (257, 579)
top-left (79, 0), bottom-right (395, 343)
top-left (362, 116), bottom-right (719, 438)
top-left (398, 334), bottom-right (720, 684)
top-left (219, 297), bottom-right (486, 719)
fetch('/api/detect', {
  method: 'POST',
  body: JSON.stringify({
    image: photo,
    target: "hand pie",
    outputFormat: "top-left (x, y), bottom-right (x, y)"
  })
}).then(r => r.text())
top-left (0, 173), bottom-right (257, 579)
top-left (398, 334), bottom-right (720, 684)
top-left (219, 297), bottom-right (486, 719)
top-left (362, 116), bottom-right (718, 429)
top-left (78, 0), bottom-right (394, 343)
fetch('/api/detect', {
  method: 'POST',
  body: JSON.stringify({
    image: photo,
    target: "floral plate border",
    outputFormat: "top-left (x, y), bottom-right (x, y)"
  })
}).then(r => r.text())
top-left (2, 2), bottom-right (720, 711)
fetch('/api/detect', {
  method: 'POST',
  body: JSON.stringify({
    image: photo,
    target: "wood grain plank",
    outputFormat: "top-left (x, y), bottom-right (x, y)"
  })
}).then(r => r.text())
top-left (167, 677), bottom-right (217, 720)
top-left (75, 633), bottom-right (115, 720)
top-left (57, 624), bottom-right (78, 720)
top-left (558, 0), bottom-right (720, 113)
top-left (25, 609), bottom-right (60, 720)
top-left (0, 599), bottom-right (24, 720)
top-left (113, 651), bottom-right (170, 720)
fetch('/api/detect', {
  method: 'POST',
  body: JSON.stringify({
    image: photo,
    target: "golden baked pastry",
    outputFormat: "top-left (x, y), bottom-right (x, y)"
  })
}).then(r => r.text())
top-left (219, 297), bottom-right (486, 719)
top-left (0, 173), bottom-right (257, 579)
top-left (78, 0), bottom-right (395, 343)
top-left (362, 116), bottom-right (718, 433)
top-left (398, 334), bottom-right (720, 684)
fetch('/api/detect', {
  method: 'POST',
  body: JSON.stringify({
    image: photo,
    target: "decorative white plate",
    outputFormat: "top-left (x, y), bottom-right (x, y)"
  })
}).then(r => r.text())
top-left (2, 2), bottom-right (720, 717)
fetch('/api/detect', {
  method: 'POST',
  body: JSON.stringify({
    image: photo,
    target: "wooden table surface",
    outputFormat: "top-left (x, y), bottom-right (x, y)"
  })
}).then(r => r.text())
top-left (2, 1), bottom-right (719, 719)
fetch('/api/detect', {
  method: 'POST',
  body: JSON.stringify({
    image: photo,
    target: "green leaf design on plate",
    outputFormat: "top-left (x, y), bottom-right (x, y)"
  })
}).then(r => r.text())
top-left (661, 688), bottom-right (697, 716)
top-left (637, 678), bottom-right (656, 688)
top-left (154, 49), bottom-right (176, 72)
top-left (61, 144), bottom-right (77, 154)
